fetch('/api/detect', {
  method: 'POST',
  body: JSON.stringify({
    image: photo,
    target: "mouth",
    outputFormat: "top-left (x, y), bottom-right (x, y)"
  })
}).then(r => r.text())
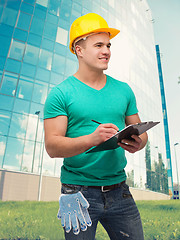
top-left (99, 57), bottom-right (109, 62)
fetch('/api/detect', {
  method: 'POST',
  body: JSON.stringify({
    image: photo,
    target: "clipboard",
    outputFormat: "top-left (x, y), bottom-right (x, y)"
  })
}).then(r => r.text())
top-left (86, 121), bottom-right (160, 153)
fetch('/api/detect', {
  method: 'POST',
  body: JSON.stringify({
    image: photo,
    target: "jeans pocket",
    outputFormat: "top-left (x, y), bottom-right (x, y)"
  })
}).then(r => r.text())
top-left (121, 183), bottom-right (133, 199)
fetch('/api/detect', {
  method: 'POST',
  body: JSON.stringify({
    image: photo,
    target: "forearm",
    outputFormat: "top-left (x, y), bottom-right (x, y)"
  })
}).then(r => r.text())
top-left (45, 134), bottom-right (94, 158)
top-left (139, 132), bottom-right (148, 150)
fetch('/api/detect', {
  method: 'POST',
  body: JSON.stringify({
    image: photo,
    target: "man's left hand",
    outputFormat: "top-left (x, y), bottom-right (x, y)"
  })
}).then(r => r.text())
top-left (118, 135), bottom-right (142, 153)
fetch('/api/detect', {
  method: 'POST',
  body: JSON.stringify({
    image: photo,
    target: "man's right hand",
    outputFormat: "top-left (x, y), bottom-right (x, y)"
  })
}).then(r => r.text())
top-left (89, 123), bottom-right (119, 146)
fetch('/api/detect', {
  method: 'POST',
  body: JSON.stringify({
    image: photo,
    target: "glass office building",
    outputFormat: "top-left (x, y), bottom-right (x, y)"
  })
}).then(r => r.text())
top-left (0, 0), bottom-right (169, 195)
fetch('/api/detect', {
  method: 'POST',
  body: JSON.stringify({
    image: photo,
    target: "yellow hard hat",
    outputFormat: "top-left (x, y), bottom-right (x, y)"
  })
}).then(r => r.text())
top-left (69, 13), bottom-right (120, 54)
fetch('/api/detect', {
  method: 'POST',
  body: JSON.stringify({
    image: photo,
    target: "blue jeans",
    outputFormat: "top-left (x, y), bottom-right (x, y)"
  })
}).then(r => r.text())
top-left (61, 182), bottom-right (144, 240)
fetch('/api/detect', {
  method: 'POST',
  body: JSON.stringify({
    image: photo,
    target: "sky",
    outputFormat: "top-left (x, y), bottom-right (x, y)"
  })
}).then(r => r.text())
top-left (147, 0), bottom-right (180, 183)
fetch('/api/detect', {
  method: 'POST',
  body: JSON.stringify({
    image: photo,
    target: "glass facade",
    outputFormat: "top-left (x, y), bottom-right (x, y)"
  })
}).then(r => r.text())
top-left (0, 0), bottom-right (169, 194)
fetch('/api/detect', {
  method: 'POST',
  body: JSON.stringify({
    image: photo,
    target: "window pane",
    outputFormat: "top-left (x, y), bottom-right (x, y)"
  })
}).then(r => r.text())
top-left (0, 135), bottom-right (7, 167)
top-left (13, 28), bottom-right (28, 42)
top-left (24, 44), bottom-right (40, 65)
top-left (34, 4), bottom-right (47, 20)
top-left (0, 35), bottom-right (11, 57)
top-left (36, 67), bottom-right (50, 82)
top-left (30, 16), bottom-right (45, 36)
top-left (13, 98), bottom-right (30, 114)
top-left (58, 18), bottom-right (70, 31)
top-left (0, 56), bottom-right (6, 70)
top-left (27, 33), bottom-right (42, 47)
top-left (0, 23), bottom-right (14, 37)
top-left (52, 54), bottom-right (65, 74)
top-left (21, 62), bottom-right (36, 78)
top-left (20, 1), bottom-right (34, 15)
top-left (29, 102), bottom-right (44, 119)
top-left (9, 40), bottom-right (25, 61)
top-left (46, 12), bottom-right (58, 24)
top-left (0, 110), bottom-right (11, 135)
top-left (1, 7), bottom-right (18, 26)
top-left (17, 11), bottom-right (32, 31)
top-left (60, 0), bottom-right (72, 22)
top-left (38, 49), bottom-right (52, 70)
top-left (3, 137), bottom-right (24, 171)
top-left (16, 78), bottom-right (33, 100)
top-left (48, 0), bottom-right (61, 16)
top-left (6, 0), bottom-right (21, 10)
top-left (56, 27), bottom-right (68, 46)
top-left (36, 0), bottom-right (48, 8)
top-left (21, 140), bottom-right (34, 172)
top-left (0, 72), bottom-right (18, 96)
top-left (24, 0), bottom-right (36, 5)
top-left (54, 42), bottom-right (67, 56)
top-left (41, 38), bottom-right (54, 51)
top-left (43, 22), bottom-right (57, 40)
top-left (9, 112), bottom-right (28, 139)
top-left (65, 58), bottom-right (78, 76)
top-left (50, 71), bottom-right (64, 85)
top-left (0, 95), bottom-right (14, 111)
top-left (32, 80), bottom-right (48, 104)
top-left (5, 58), bottom-right (21, 74)
top-left (26, 114), bottom-right (38, 141)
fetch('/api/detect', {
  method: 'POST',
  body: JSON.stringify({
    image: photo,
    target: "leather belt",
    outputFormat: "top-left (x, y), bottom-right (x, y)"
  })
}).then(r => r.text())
top-left (88, 181), bottom-right (126, 192)
top-left (62, 181), bottom-right (126, 193)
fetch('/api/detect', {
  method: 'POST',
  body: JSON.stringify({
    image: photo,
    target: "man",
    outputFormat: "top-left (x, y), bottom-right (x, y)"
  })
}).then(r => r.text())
top-left (44, 13), bottom-right (147, 240)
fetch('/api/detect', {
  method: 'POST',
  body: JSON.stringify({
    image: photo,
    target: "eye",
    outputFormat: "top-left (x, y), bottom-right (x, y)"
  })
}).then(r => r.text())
top-left (96, 44), bottom-right (102, 48)
top-left (107, 44), bottom-right (111, 48)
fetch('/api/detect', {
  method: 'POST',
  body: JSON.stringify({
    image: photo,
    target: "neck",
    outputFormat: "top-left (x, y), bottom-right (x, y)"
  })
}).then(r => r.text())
top-left (74, 64), bottom-right (106, 86)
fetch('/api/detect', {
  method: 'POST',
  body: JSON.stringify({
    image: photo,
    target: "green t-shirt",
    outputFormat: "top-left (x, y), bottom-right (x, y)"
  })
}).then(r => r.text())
top-left (44, 75), bottom-right (138, 186)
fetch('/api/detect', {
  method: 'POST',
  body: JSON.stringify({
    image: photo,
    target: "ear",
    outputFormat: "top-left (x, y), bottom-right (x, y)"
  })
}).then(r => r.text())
top-left (75, 45), bottom-right (83, 58)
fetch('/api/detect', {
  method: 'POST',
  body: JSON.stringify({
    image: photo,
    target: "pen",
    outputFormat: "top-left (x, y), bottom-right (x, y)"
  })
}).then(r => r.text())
top-left (91, 119), bottom-right (119, 132)
top-left (91, 119), bottom-right (102, 125)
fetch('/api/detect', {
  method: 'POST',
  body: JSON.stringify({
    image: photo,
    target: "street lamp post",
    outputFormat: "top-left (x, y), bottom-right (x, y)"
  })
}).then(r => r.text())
top-left (174, 142), bottom-right (179, 199)
top-left (31, 111), bottom-right (40, 173)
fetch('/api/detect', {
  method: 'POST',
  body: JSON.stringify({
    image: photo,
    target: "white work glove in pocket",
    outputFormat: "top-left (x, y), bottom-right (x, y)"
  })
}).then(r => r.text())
top-left (57, 191), bottom-right (92, 235)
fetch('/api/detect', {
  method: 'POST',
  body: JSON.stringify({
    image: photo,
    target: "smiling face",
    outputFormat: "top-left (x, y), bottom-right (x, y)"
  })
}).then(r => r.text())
top-left (76, 32), bottom-right (111, 72)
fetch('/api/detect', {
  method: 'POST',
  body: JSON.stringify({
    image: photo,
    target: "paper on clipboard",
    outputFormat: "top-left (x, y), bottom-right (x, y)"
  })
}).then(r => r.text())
top-left (86, 121), bottom-right (160, 153)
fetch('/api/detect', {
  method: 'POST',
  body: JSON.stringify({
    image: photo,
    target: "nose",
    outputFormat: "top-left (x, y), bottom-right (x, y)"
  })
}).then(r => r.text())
top-left (102, 45), bottom-right (111, 55)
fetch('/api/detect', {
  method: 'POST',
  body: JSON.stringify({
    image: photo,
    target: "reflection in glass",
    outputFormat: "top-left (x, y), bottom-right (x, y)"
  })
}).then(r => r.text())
top-left (41, 38), bottom-right (54, 51)
top-left (0, 110), bottom-right (11, 135)
top-left (17, 11), bottom-right (32, 31)
top-left (21, 62), bottom-right (36, 78)
top-left (16, 78), bottom-right (34, 100)
top-left (20, 1), bottom-right (34, 15)
top-left (38, 49), bottom-right (52, 70)
top-left (9, 112), bottom-right (28, 139)
top-left (5, 58), bottom-right (21, 74)
top-left (3, 137), bottom-right (24, 171)
top-left (36, 67), bottom-right (50, 82)
top-left (52, 54), bottom-right (65, 74)
top-left (21, 140), bottom-right (34, 172)
top-left (9, 40), bottom-right (25, 61)
top-left (13, 98), bottom-right (30, 114)
top-left (36, 0), bottom-right (48, 8)
top-left (0, 95), bottom-right (14, 111)
top-left (27, 33), bottom-right (42, 47)
top-left (48, 0), bottom-right (61, 16)
top-left (65, 58), bottom-right (78, 76)
top-left (13, 28), bottom-right (28, 42)
top-left (1, 7), bottom-right (18, 26)
top-left (43, 22), bottom-right (57, 41)
top-left (26, 114), bottom-right (37, 141)
top-left (24, 44), bottom-right (40, 65)
top-left (32, 80), bottom-right (48, 104)
top-left (0, 135), bottom-right (7, 167)
top-left (50, 71), bottom-right (64, 85)
top-left (0, 72), bottom-right (18, 96)
top-left (56, 27), bottom-right (68, 46)
top-left (0, 35), bottom-right (11, 57)
top-left (30, 16), bottom-right (45, 36)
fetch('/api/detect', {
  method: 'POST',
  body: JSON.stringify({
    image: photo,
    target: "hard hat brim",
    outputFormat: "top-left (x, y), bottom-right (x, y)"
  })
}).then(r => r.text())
top-left (70, 27), bottom-right (120, 54)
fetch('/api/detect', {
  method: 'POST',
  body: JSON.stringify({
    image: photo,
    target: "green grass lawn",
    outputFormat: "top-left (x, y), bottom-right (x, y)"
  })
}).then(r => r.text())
top-left (0, 200), bottom-right (179, 240)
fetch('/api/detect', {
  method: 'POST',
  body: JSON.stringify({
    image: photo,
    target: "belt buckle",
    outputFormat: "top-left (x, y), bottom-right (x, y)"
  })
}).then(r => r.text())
top-left (101, 186), bottom-right (110, 192)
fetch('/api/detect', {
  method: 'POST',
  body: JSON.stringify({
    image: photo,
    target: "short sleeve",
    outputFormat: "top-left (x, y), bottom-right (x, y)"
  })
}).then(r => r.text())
top-left (125, 84), bottom-right (138, 116)
top-left (43, 87), bottom-right (67, 119)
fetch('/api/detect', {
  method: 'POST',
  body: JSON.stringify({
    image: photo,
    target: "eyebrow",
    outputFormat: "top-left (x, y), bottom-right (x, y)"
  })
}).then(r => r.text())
top-left (94, 42), bottom-right (111, 46)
